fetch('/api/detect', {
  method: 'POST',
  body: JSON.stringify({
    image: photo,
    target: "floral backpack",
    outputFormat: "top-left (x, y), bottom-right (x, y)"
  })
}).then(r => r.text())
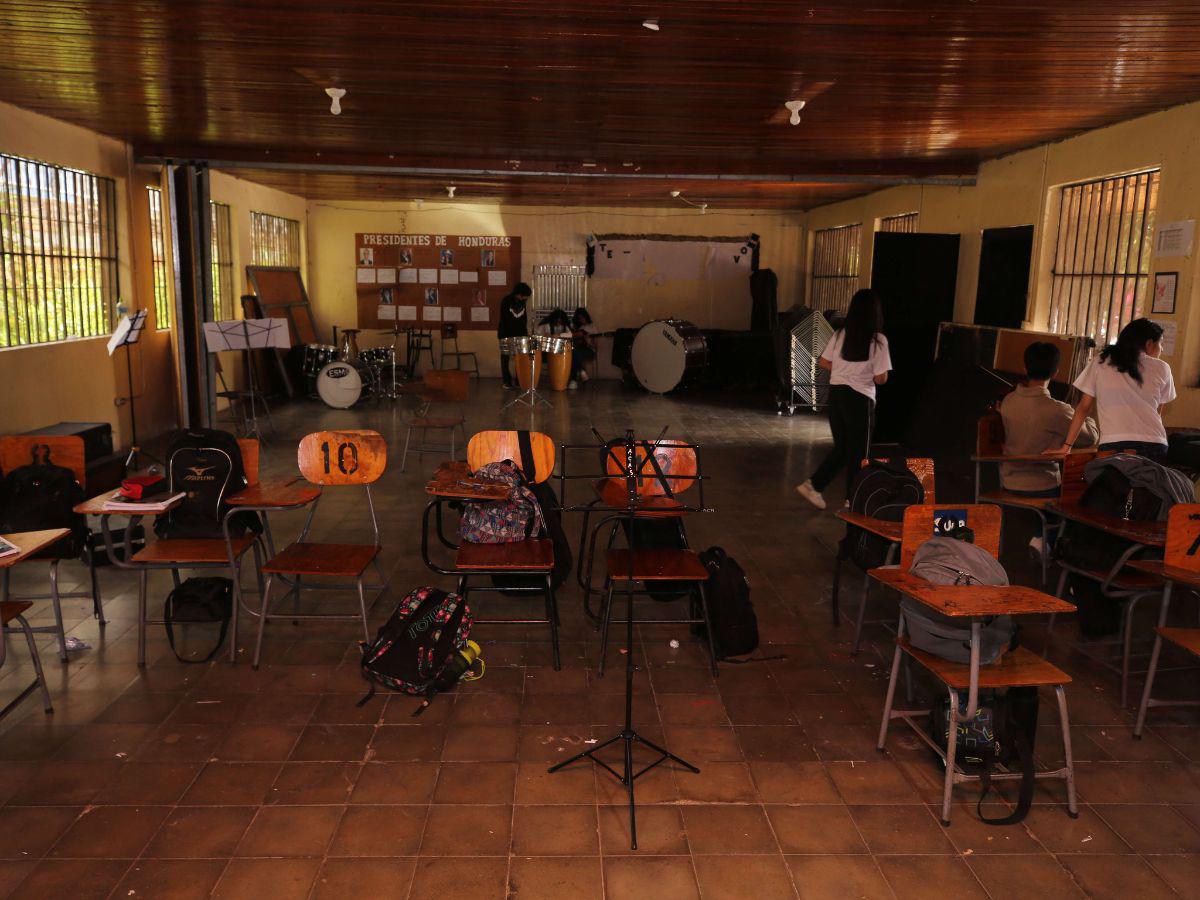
top-left (458, 459), bottom-right (545, 543)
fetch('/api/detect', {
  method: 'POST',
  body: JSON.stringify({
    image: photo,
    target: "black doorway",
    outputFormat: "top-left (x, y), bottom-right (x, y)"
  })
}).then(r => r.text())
top-left (974, 225), bottom-right (1034, 329)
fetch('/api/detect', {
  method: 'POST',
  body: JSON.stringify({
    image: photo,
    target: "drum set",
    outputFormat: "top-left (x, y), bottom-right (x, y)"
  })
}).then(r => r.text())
top-left (500, 334), bottom-right (573, 409)
top-left (303, 327), bottom-right (404, 409)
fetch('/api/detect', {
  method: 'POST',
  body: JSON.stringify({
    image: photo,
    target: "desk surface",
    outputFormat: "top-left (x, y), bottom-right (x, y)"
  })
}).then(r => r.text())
top-left (1129, 559), bottom-right (1200, 589)
top-left (426, 461), bottom-right (510, 500)
top-left (74, 491), bottom-right (184, 517)
top-left (226, 479), bottom-right (322, 509)
top-left (0, 529), bottom-right (70, 569)
top-left (868, 568), bottom-right (1076, 617)
top-left (1050, 501), bottom-right (1167, 547)
top-left (836, 510), bottom-right (902, 542)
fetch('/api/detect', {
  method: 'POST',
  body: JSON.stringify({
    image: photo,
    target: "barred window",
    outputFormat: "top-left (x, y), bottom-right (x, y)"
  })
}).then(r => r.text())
top-left (810, 223), bottom-right (861, 312)
top-left (1049, 169), bottom-right (1159, 344)
top-left (147, 187), bottom-right (171, 329)
top-left (0, 153), bottom-right (117, 348)
top-left (878, 212), bottom-right (918, 234)
top-left (250, 211), bottom-right (301, 267)
top-left (210, 201), bottom-right (234, 321)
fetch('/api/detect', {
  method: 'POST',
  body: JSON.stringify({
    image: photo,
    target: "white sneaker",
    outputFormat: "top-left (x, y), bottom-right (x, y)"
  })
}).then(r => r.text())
top-left (1028, 536), bottom-right (1044, 556)
top-left (579, 369), bottom-right (589, 382)
top-left (567, 380), bottom-right (578, 390)
top-left (795, 480), bottom-right (826, 510)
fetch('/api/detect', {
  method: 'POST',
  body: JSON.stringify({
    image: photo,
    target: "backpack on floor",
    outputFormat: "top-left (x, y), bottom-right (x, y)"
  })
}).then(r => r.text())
top-left (359, 587), bottom-right (475, 714)
top-left (458, 460), bottom-right (545, 543)
top-left (0, 445), bottom-right (87, 558)
top-left (691, 546), bottom-right (759, 659)
top-left (163, 576), bottom-right (233, 664)
top-left (156, 428), bottom-right (260, 540)
top-left (840, 461), bottom-right (924, 569)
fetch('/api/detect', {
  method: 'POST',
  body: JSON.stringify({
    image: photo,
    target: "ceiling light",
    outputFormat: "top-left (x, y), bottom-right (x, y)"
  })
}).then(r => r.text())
top-left (784, 99), bottom-right (805, 126)
top-left (446, 186), bottom-right (456, 198)
top-left (642, 18), bottom-right (660, 30)
top-left (325, 87), bottom-right (346, 115)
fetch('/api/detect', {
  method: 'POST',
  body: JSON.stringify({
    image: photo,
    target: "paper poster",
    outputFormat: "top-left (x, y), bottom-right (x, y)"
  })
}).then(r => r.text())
top-left (1155, 221), bottom-right (1195, 257)
top-left (487, 270), bottom-right (507, 286)
top-left (460, 270), bottom-right (479, 283)
top-left (397, 268), bottom-right (418, 284)
top-left (423, 306), bottom-right (443, 321)
top-left (419, 268), bottom-right (438, 284)
top-left (443, 306), bottom-right (462, 322)
top-left (440, 269), bottom-right (459, 285)
top-left (1151, 318), bottom-right (1177, 355)
top-left (377, 304), bottom-right (397, 321)
top-left (396, 305), bottom-right (417, 321)
top-left (356, 267), bottom-right (376, 284)
top-left (471, 307), bottom-right (490, 322)
top-left (376, 268), bottom-right (396, 284)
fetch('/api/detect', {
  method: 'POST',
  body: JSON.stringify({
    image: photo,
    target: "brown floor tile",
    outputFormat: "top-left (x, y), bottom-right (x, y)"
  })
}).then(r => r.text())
top-left (675, 760), bottom-right (758, 802)
top-left (0, 806), bottom-right (81, 859)
top-left (143, 806), bottom-right (256, 858)
top-left (6, 760), bottom-right (120, 807)
top-left (603, 856), bottom-right (700, 900)
top-left (0, 860), bottom-right (35, 898)
top-left (268, 762), bottom-right (358, 805)
top-left (212, 858), bottom-right (321, 900)
top-left (310, 693), bottom-right (384, 725)
top-left (966, 854), bottom-right (1084, 898)
top-left (516, 726), bottom-right (595, 763)
top-left (181, 762), bottom-right (280, 805)
top-left (449, 692), bottom-right (521, 724)
top-left (724, 694), bottom-right (799, 726)
top-left (1095, 803), bottom-right (1200, 852)
top-left (877, 856), bottom-right (988, 899)
top-left (1022, 804), bottom-right (1132, 853)
top-left (312, 857), bottom-right (416, 899)
top-left (53, 723), bottom-right (157, 761)
top-left (212, 723), bottom-right (302, 762)
top-left (661, 725), bottom-right (742, 761)
top-left (508, 856), bottom-right (603, 900)
top-left (8, 858), bottom-right (129, 900)
top-left (848, 805), bottom-right (955, 854)
top-left (511, 804), bottom-right (599, 856)
top-left (524, 666), bottom-right (588, 695)
top-left (0, 723), bottom-right (78, 761)
top-left (351, 762), bottom-right (439, 803)
top-left (92, 761), bottom-right (202, 805)
top-left (825, 759), bottom-right (922, 804)
top-left (93, 692), bottom-right (184, 725)
top-left (1075, 760), bottom-right (1200, 804)
top-left (593, 760), bottom-right (679, 805)
top-left (234, 693), bottom-right (319, 725)
top-left (1059, 854), bottom-right (1178, 900)
top-left (515, 762), bottom-right (596, 805)
top-left (750, 761), bottom-right (841, 803)
top-left (408, 857), bottom-right (508, 897)
top-left (785, 856), bottom-right (891, 900)
top-left (1145, 853), bottom-right (1200, 896)
top-left (938, 804), bottom-right (1047, 854)
top-left (134, 723), bottom-right (229, 762)
top-left (734, 725), bottom-right (819, 762)
top-left (521, 693), bottom-right (593, 726)
top-left (420, 803), bottom-right (511, 855)
top-left (113, 859), bottom-right (228, 900)
top-left (598, 805), bottom-right (689, 855)
top-left (166, 694), bottom-right (253, 725)
top-left (693, 854), bottom-right (797, 899)
top-left (288, 724), bottom-right (373, 762)
top-left (369, 725), bottom-right (447, 761)
top-left (235, 805), bottom-right (344, 857)
top-left (441, 724), bottom-right (519, 761)
top-left (682, 804), bottom-right (777, 853)
top-left (433, 761), bottom-right (517, 804)
top-left (48, 804), bottom-right (170, 858)
top-left (327, 805), bottom-right (426, 856)
top-left (766, 805), bottom-right (868, 854)
top-left (656, 693), bottom-right (728, 726)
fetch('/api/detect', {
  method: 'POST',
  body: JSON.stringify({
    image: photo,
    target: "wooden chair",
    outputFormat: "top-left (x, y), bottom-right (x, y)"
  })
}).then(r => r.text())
top-left (876, 504), bottom-right (1079, 825)
top-left (832, 457), bottom-right (934, 655)
top-left (0, 435), bottom-right (106, 661)
top-left (0, 530), bottom-right (70, 719)
top-left (400, 369), bottom-right (470, 473)
top-left (252, 430), bottom-right (388, 668)
top-left (409, 329), bottom-right (436, 376)
top-left (439, 323), bottom-right (479, 377)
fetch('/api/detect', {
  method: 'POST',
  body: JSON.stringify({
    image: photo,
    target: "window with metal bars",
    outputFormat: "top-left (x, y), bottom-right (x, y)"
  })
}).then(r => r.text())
top-left (1048, 169), bottom-right (1159, 344)
top-left (147, 187), bottom-right (171, 330)
top-left (0, 153), bottom-right (118, 348)
top-left (809, 223), bottom-right (861, 312)
top-left (878, 212), bottom-right (918, 234)
top-left (250, 211), bottom-right (301, 267)
top-left (210, 201), bottom-right (235, 321)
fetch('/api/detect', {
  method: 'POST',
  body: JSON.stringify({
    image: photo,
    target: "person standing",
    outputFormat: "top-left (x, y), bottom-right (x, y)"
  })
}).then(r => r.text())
top-left (796, 289), bottom-right (892, 510)
top-left (497, 282), bottom-right (532, 389)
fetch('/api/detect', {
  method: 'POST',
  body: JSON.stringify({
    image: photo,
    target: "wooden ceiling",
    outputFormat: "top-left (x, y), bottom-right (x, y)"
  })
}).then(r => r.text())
top-left (5, 1), bottom-right (1200, 208)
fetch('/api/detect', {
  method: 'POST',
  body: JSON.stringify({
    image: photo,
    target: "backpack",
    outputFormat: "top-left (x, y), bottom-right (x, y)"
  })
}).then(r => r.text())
top-left (840, 461), bottom-right (924, 569)
top-left (458, 460), bottom-right (545, 543)
top-left (903, 536), bottom-right (1015, 665)
top-left (155, 428), bottom-right (259, 540)
top-left (929, 687), bottom-right (1039, 825)
top-left (358, 587), bottom-right (474, 714)
top-left (0, 446), bottom-right (87, 558)
top-left (691, 547), bottom-right (759, 659)
top-left (163, 576), bottom-right (233, 663)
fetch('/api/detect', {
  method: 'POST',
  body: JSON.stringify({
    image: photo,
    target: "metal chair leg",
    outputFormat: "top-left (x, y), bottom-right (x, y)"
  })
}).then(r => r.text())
top-left (356, 577), bottom-right (371, 644)
top-left (695, 580), bottom-right (719, 678)
top-left (17, 615), bottom-right (52, 713)
top-left (1135, 583), bottom-right (1173, 738)
top-left (941, 688), bottom-right (960, 825)
top-left (877, 640), bottom-right (903, 750)
top-left (48, 560), bottom-right (68, 662)
top-left (89, 550), bottom-right (105, 625)
top-left (252, 574), bottom-right (275, 670)
top-left (1055, 685), bottom-right (1079, 817)
top-left (545, 575), bottom-right (561, 671)
top-left (400, 424), bottom-right (414, 473)
top-left (831, 557), bottom-right (842, 627)
top-left (1120, 595), bottom-right (1143, 708)
top-left (851, 570), bottom-right (871, 656)
top-left (228, 560), bottom-right (243, 664)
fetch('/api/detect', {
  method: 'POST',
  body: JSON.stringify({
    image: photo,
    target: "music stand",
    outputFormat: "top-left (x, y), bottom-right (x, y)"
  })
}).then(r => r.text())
top-left (202, 318), bottom-right (290, 442)
top-left (107, 309), bottom-right (155, 469)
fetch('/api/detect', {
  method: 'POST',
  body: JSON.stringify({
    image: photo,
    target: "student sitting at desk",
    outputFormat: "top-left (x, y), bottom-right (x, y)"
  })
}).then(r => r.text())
top-left (999, 341), bottom-right (1098, 497)
top-left (570, 307), bottom-right (598, 388)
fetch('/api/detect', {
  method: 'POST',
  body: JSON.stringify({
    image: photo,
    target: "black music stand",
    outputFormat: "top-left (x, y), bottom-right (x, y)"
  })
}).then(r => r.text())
top-left (203, 318), bottom-right (288, 442)
top-left (548, 429), bottom-right (700, 850)
top-left (107, 309), bottom-right (156, 470)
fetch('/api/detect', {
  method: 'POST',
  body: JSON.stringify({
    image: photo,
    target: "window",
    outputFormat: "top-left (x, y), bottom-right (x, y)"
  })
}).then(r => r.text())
top-left (1049, 169), bottom-right (1159, 343)
top-left (210, 201), bottom-right (234, 321)
top-left (878, 212), bottom-right (918, 234)
top-left (810, 223), bottom-right (861, 312)
top-left (147, 187), bottom-right (171, 329)
top-left (0, 153), bottom-right (117, 348)
top-left (250, 211), bottom-right (301, 267)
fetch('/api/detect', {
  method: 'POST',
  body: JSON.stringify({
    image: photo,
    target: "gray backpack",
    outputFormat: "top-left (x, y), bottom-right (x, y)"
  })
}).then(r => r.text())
top-left (902, 537), bottom-right (1015, 664)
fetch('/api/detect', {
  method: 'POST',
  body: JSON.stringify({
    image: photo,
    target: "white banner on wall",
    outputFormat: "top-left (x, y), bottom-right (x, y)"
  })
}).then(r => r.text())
top-left (592, 237), bottom-right (753, 281)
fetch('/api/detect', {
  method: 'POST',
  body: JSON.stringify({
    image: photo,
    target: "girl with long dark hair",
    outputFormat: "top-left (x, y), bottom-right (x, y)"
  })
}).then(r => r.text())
top-left (1056, 317), bottom-right (1175, 458)
top-left (796, 289), bottom-right (892, 509)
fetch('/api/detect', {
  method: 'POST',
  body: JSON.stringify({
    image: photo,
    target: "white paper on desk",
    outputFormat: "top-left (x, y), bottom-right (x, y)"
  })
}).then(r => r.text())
top-left (377, 304), bottom-right (397, 321)
top-left (397, 268), bottom-right (418, 284)
top-left (487, 270), bottom-right (507, 286)
top-left (396, 305), bottom-right (418, 321)
top-left (443, 306), bottom-right (462, 322)
top-left (471, 307), bottom-right (490, 322)
top-left (356, 267), bottom-right (377, 284)
top-left (1152, 318), bottom-right (1178, 354)
top-left (440, 269), bottom-right (459, 285)
top-left (459, 270), bottom-right (479, 283)
top-left (423, 306), bottom-right (443, 321)
top-left (419, 268), bottom-right (438, 284)
top-left (376, 268), bottom-right (396, 284)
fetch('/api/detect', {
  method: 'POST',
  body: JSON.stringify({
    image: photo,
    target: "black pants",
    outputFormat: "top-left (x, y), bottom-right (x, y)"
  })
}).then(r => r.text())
top-left (500, 351), bottom-right (514, 385)
top-left (811, 385), bottom-right (874, 497)
top-left (1099, 440), bottom-right (1168, 461)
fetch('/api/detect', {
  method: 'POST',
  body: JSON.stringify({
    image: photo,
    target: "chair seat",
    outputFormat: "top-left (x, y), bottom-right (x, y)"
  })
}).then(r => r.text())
top-left (900, 641), bottom-right (1072, 689)
top-left (411, 416), bottom-right (464, 429)
top-left (0, 601), bottom-right (33, 626)
top-left (262, 542), bottom-right (380, 577)
top-left (1158, 627), bottom-right (1200, 659)
top-left (132, 534), bottom-right (256, 565)
top-left (607, 549), bottom-right (708, 582)
top-left (594, 479), bottom-right (687, 517)
top-left (456, 539), bottom-right (554, 571)
top-left (980, 490), bottom-right (1057, 511)
top-left (1061, 564), bottom-right (1162, 591)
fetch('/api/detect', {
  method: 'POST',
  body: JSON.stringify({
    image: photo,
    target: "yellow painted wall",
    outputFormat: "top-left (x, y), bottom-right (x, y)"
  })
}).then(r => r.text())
top-left (304, 201), bottom-right (804, 376)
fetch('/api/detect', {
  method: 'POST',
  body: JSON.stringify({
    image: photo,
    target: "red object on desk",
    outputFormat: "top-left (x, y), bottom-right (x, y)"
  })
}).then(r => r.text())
top-left (118, 474), bottom-right (166, 500)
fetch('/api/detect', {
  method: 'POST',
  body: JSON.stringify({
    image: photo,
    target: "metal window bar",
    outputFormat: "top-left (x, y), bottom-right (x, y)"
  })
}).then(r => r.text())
top-left (532, 264), bottom-right (587, 314)
top-left (210, 201), bottom-right (235, 321)
top-left (147, 187), bottom-right (171, 329)
top-left (879, 212), bottom-right (918, 233)
top-left (250, 211), bottom-right (301, 267)
top-left (1049, 169), bottom-right (1159, 344)
top-left (810, 223), bottom-right (861, 313)
top-left (0, 153), bottom-right (117, 348)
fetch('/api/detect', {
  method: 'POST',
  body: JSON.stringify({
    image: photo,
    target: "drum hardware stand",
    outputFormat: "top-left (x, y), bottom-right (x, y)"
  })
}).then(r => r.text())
top-left (108, 309), bottom-right (161, 471)
top-left (502, 345), bottom-right (554, 411)
top-left (548, 428), bottom-right (699, 850)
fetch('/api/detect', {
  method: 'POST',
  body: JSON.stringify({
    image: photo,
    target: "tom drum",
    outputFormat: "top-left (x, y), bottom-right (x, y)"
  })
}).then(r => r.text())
top-left (630, 319), bottom-right (708, 393)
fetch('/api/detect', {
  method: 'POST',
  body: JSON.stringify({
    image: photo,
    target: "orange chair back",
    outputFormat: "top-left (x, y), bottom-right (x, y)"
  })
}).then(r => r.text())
top-left (899, 504), bottom-right (1002, 570)
top-left (468, 431), bottom-right (555, 484)
top-left (1164, 504), bottom-right (1200, 573)
top-left (298, 430), bottom-right (387, 485)
top-left (602, 440), bottom-right (698, 497)
top-left (977, 409), bottom-right (1006, 457)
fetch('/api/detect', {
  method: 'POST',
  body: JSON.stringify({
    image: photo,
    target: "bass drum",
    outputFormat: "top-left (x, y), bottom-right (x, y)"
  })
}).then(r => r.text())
top-left (630, 319), bottom-right (708, 393)
top-left (316, 360), bottom-right (374, 409)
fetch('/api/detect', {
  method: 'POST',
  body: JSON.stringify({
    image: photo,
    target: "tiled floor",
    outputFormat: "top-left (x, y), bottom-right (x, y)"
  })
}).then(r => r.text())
top-left (1, 379), bottom-right (1198, 898)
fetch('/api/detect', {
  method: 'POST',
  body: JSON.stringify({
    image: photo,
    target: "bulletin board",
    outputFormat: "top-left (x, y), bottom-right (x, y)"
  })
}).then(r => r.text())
top-left (355, 234), bottom-right (521, 331)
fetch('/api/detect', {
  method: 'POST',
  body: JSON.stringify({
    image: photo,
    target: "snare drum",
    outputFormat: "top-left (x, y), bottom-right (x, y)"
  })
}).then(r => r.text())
top-left (630, 319), bottom-right (708, 393)
top-left (499, 336), bottom-right (536, 356)
top-left (303, 344), bottom-right (338, 378)
top-left (316, 360), bottom-right (375, 409)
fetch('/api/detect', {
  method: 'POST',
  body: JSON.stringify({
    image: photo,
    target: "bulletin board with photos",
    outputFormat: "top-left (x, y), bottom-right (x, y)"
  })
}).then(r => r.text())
top-left (355, 233), bottom-right (521, 331)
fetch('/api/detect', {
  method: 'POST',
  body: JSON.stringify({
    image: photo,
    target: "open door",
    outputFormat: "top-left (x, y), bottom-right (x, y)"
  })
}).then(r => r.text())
top-left (975, 225), bottom-right (1034, 329)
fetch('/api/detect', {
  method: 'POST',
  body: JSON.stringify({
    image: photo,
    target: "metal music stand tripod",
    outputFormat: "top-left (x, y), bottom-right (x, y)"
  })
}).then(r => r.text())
top-left (548, 428), bottom-right (699, 850)
top-left (107, 309), bottom-right (159, 470)
top-left (502, 342), bottom-right (554, 411)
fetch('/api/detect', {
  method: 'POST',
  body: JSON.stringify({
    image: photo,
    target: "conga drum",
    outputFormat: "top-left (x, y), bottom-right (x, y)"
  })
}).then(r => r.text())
top-left (539, 336), bottom-right (573, 391)
top-left (507, 336), bottom-right (541, 389)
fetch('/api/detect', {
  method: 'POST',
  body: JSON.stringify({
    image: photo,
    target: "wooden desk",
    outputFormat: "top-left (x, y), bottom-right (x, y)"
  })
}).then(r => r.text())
top-left (0, 530), bottom-right (70, 569)
top-left (869, 568), bottom-right (1076, 618)
top-left (74, 491), bottom-right (183, 518)
top-left (1049, 501), bottom-right (1166, 548)
top-left (425, 461), bottom-right (510, 501)
top-left (226, 478), bottom-right (322, 510)
top-left (836, 510), bottom-right (901, 542)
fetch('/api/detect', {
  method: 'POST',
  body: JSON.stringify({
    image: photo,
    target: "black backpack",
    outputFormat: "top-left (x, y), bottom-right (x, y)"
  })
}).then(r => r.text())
top-left (840, 461), bottom-right (925, 569)
top-left (691, 546), bottom-right (758, 659)
top-left (490, 431), bottom-right (572, 592)
top-left (163, 576), bottom-right (233, 663)
top-left (0, 446), bottom-right (87, 558)
top-left (156, 428), bottom-right (259, 540)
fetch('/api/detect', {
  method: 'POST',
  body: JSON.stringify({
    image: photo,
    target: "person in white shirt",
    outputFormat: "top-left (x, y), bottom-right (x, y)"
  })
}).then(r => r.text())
top-left (1056, 318), bottom-right (1175, 460)
top-left (796, 289), bottom-right (892, 510)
